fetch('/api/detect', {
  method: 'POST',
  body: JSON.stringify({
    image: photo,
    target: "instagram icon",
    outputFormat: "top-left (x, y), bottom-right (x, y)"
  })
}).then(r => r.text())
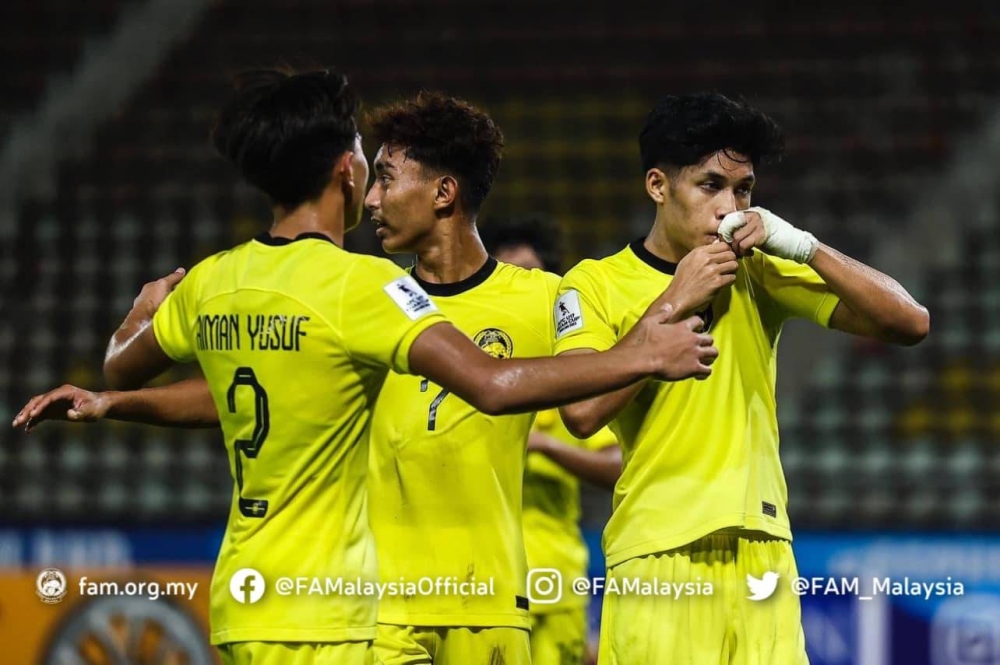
top-left (527, 569), bottom-right (563, 605)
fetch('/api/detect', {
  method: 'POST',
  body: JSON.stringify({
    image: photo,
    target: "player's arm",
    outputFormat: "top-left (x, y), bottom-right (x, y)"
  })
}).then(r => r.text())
top-left (720, 207), bottom-right (929, 345)
top-left (556, 355), bottom-right (647, 438)
top-left (407, 307), bottom-right (715, 417)
top-left (528, 432), bottom-right (621, 489)
top-left (810, 245), bottom-right (928, 345)
top-left (12, 379), bottom-right (219, 432)
top-left (104, 269), bottom-right (186, 389)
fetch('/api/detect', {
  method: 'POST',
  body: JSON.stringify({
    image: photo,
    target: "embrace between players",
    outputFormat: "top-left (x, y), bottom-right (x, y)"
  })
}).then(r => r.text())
top-left (14, 68), bottom-right (928, 665)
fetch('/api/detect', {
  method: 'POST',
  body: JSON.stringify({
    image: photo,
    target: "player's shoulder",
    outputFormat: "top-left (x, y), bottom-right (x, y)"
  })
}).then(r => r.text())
top-left (179, 241), bottom-right (249, 286)
top-left (492, 261), bottom-right (560, 291)
top-left (565, 244), bottom-right (635, 281)
top-left (347, 251), bottom-right (409, 279)
top-left (741, 249), bottom-right (805, 282)
top-left (489, 262), bottom-right (560, 318)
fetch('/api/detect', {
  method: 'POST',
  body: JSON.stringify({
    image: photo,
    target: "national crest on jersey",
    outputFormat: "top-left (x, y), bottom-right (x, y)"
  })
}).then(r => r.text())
top-left (474, 327), bottom-right (514, 359)
top-left (369, 258), bottom-right (562, 629)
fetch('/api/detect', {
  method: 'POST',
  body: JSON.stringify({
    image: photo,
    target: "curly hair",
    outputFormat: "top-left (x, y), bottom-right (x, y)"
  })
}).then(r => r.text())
top-left (367, 92), bottom-right (504, 213)
top-left (639, 93), bottom-right (784, 173)
top-left (211, 66), bottom-right (359, 208)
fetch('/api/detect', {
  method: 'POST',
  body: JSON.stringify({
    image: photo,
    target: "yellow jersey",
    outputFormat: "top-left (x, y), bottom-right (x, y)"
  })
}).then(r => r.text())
top-left (152, 232), bottom-right (446, 644)
top-left (553, 239), bottom-right (839, 568)
top-left (369, 258), bottom-right (560, 629)
top-left (522, 410), bottom-right (616, 614)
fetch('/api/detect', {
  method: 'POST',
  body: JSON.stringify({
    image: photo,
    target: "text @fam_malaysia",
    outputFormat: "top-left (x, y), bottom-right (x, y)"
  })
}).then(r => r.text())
top-left (527, 569), bottom-right (966, 605)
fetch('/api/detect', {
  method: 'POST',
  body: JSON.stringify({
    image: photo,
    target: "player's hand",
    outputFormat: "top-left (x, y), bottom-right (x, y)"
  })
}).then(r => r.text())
top-left (629, 304), bottom-right (718, 381)
top-left (658, 242), bottom-right (738, 318)
top-left (12, 385), bottom-right (112, 432)
top-left (131, 268), bottom-right (186, 319)
top-left (718, 207), bottom-right (818, 263)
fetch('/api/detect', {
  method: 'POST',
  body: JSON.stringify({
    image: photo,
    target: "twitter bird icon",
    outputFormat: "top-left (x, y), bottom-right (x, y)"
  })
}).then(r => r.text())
top-left (746, 572), bottom-right (779, 601)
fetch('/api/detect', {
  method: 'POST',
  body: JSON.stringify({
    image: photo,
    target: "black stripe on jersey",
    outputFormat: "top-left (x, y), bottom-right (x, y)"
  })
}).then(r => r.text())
top-left (254, 232), bottom-right (337, 246)
top-left (411, 256), bottom-right (498, 296)
top-left (629, 238), bottom-right (679, 275)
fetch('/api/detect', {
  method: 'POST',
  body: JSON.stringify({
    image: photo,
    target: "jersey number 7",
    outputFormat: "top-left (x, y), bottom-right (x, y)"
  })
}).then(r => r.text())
top-left (419, 378), bottom-right (450, 432)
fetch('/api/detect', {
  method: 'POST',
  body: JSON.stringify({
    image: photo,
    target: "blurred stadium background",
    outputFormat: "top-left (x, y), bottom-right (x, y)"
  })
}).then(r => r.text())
top-left (1, 1), bottom-right (999, 663)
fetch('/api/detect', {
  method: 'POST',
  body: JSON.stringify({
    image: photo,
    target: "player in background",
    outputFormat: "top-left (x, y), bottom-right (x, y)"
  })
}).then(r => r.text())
top-left (13, 75), bottom-right (718, 665)
top-left (553, 92), bottom-right (930, 665)
top-left (482, 217), bottom-right (620, 665)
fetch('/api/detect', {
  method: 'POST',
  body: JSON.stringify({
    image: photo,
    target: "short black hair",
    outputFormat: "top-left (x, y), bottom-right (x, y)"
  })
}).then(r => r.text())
top-left (367, 92), bottom-right (504, 213)
top-left (480, 215), bottom-right (561, 273)
top-left (639, 93), bottom-right (784, 173)
top-left (211, 67), bottom-right (359, 208)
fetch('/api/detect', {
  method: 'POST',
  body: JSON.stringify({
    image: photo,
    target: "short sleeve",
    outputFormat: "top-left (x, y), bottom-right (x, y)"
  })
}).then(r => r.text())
top-left (338, 257), bottom-right (448, 375)
top-left (151, 264), bottom-right (206, 363)
top-left (553, 262), bottom-right (617, 354)
top-left (541, 270), bottom-right (563, 350)
top-left (757, 253), bottom-right (840, 328)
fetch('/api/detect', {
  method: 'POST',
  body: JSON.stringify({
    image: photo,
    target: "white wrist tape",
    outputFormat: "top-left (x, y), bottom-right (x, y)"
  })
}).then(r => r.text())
top-left (718, 207), bottom-right (818, 263)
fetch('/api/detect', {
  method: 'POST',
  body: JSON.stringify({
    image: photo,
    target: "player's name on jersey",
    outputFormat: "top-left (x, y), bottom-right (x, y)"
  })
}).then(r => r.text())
top-left (195, 314), bottom-right (310, 352)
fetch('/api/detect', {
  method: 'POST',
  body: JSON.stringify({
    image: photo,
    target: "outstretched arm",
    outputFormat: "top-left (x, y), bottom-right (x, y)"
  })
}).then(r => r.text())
top-left (409, 305), bottom-right (716, 417)
top-left (13, 379), bottom-right (219, 432)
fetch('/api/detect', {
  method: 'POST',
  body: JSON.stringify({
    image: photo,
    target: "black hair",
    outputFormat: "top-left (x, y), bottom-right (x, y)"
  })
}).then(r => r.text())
top-left (367, 92), bottom-right (504, 213)
top-left (211, 67), bottom-right (359, 208)
top-left (639, 93), bottom-right (785, 173)
top-left (480, 215), bottom-right (561, 273)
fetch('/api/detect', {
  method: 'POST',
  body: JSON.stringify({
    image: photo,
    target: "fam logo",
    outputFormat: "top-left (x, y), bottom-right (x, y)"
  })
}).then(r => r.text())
top-left (36, 568), bottom-right (68, 604)
top-left (474, 328), bottom-right (513, 359)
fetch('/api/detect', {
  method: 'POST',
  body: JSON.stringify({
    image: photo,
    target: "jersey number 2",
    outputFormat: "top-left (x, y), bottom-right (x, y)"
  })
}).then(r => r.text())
top-left (227, 367), bottom-right (270, 518)
top-left (420, 379), bottom-right (450, 431)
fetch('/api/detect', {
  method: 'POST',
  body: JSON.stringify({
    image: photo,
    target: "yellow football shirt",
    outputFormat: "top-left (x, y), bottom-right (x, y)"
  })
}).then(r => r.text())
top-left (152, 232), bottom-right (447, 645)
top-left (553, 239), bottom-right (840, 568)
top-left (369, 258), bottom-right (560, 629)
top-left (522, 410), bottom-right (616, 614)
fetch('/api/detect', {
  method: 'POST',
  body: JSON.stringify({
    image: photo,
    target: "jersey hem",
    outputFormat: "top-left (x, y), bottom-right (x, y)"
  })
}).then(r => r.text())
top-left (815, 292), bottom-right (841, 328)
top-left (377, 613), bottom-right (531, 629)
top-left (553, 333), bottom-right (614, 356)
top-left (527, 596), bottom-right (589, 615)
top-left (151, 311), bottom-right (193, 363)
top-left (604, 516), bottom-right (792, 568)
top-left (210, 625), bottom-right (376, 645)
top-left (392, 314), bottom-right (449, 375)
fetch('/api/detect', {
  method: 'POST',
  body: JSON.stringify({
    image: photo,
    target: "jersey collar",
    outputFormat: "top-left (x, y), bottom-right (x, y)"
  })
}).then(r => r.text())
top-left (254, 232), bottom-right (338, 246)
top-left (411, 256), bottom-right (498, 296)
top-left (629, 238), bottom-right (678, 275)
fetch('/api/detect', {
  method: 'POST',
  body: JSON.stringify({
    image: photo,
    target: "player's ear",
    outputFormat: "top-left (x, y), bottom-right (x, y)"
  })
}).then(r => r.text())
top-left (335, 150), bottom-right (358, 202)
top-left (645, 168), bottom-right (668, 204)
top-left (432, 175), bottom-right (459, 212)
top-left (335, 151), bottom-right (355, 188)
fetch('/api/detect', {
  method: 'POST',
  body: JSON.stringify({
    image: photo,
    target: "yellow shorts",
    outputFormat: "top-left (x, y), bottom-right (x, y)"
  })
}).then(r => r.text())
top-left (375, 622), bottom-right (530, 665)
top-left (217, 640), bottom-right (374, 665)
top-left (598, 531), bottom-right (809, 665)
top-left (530, 606), bottom-right (588, 665)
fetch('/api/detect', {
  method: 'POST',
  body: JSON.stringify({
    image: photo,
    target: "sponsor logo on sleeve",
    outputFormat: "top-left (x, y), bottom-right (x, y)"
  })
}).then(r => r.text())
top-left (384, 277), bottom-right (439, 320)
top-left (554, 290), bottom-right (584, 338)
